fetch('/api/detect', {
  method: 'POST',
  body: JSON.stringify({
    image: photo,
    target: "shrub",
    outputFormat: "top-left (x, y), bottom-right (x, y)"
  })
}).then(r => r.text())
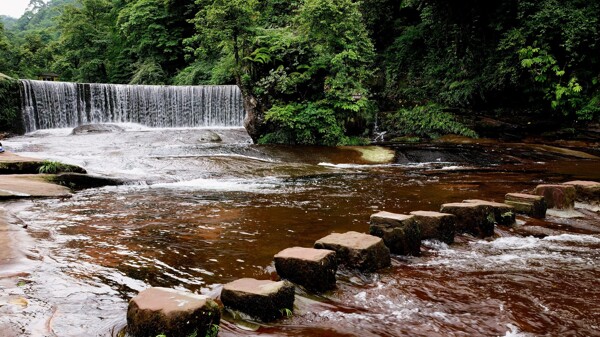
top-left (383, 104), bottom-right (477, 139)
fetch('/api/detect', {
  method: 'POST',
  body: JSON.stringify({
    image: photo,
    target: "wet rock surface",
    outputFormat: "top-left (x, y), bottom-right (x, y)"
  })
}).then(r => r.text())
top-left (49, 173), bottom-right (126, 190)
top-left (0, 174), bottom-right (71, 199)
top-left (127, 287), bottom-right (220, 337)
top-left (220, 278), bottom-right (294, 322)
top-left (440, 202), bottom-right (497, 237)
top-left (505, 193), bottom-right (547, 218)
top-left (564, 180), bottom-right (600, 207)
top-left (369, 212), bottom-right (421, 255)
top-left (463, 199), bottom-right (516, 226)
top-left (534, 184), bottom-right (576, 209)
top-left (314, 231), bottom-right (391, 270)
top-left (409, 210), bottom-right (456, 244)
top-left (71, 124), bottom-right (125, 135)
top-left (0, 151), bottom-right (85, 175)
top-left (274, 247), bottom-right (337, 292)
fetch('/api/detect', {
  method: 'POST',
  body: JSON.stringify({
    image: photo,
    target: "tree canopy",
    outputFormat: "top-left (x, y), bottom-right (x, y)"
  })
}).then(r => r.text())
top-left (1, 0), bottom-right (599, 143)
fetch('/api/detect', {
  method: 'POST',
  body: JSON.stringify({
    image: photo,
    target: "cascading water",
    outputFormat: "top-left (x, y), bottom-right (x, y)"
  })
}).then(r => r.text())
top-left (19, 80), bottom-right (246, 133)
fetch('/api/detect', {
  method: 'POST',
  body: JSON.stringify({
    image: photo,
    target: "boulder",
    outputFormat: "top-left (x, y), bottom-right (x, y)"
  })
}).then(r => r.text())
top-left (505, 193), bottom-right (547, 218)
top-left (462, 199), bottom-right (516, 226)
top-left (409, 211), bottom-right (456, 244)
top-left (220, 278), bottom-right (294, 322)
top-left (71, 124), bottom-right (124, 135)
top-left (274, 247), bottom-right (337, 292)
top-left (563, 181), bottom-right (600, 207)
top-left (127, 287), bottom-right (220, 337)
top-left (49, 172), bottom-right (125, 190)
top-left (440, 202), bottom-right (496, 237)
top-left (314, 231), bottom-right (391, 271)
top-left (534, 184), bottom-right (576, 209)
top-left (369, 211), bottom-right (421, 255)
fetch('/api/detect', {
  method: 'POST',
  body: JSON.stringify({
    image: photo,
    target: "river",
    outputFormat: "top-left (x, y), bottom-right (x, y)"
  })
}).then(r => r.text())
top-left (1, 125), bottom-right (599, 337)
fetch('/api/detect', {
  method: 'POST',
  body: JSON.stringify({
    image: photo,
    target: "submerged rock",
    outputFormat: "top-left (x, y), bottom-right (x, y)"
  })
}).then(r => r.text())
top-left (534, 184), bottom-right (576, 210)
top-left (409, 210), bottom-right (456, 244)
top-left (314, 231), bottom-right (391, 270)
top-left (127, 287), bottom-right (220, 337)
top-left (274, 247), bottom-right (337, 292)
top-left (369, 211), bottom-right (421, 255)
top-left (505, 193), bottom-right (547, 218)
top-left (199, 131), bottom-right (222, 143)
top-left (220, 278), bottom-right (295, 322)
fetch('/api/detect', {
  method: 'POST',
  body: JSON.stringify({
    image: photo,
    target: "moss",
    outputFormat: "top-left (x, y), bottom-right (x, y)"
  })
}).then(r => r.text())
top-left (346, 146), bottom-right (395, 163)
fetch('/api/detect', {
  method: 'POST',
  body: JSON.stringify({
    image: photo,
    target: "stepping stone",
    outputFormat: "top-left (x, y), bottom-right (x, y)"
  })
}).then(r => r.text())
top-left (369, 211), bottom-right (421, 255)
top-left (534, 184), bottom-right (576, 210)
top-left (220, 278), bottom-right (295, 322)
top-left (463, 199), bottom-right (516, 226)
top-left (440, 202), bottom-right (496, 237)
top-left (563, 181), bottom-right (600, 209)
top-left (409, 211), bottom-right (456, 244)
top-left (274, 247), bottom-right (337, 292)
top-left (505, 193), bottom-right (547, 218)
top-left (314, 231), bottom-right (391, 271)
top-left (127, 287), bottom-right (220, 337)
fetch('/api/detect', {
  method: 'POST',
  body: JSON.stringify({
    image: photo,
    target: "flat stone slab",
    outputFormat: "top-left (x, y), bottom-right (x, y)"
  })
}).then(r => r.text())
top-left (127, 287), bottom-right (220, 337)
top-left (0, 152), bottom-right (85, 174)
top-left (314, 231), bottom-right (391, 271)
top-left (369, 212), bottom-right (421, 255)
top-left (564, 181), bottom-right (600, 207)
top-left (463, 199), bottom-right (516, 226)
top-left (505, 193), bottom-right (547, 218)
top-left (409, 211), bottom-right (456, 244)
top-left (534, 184), bottom-right (576, 210)
top-left (274, 247), bottom-right (337, 292)
top-left (0, 175), bottom-right (71, 199)
top-left (369, 211), bottom-right (414, 227)
top-left (221, 278), bottom-right (294, 322)
top-left (440, 202), bottom-right (496, 237)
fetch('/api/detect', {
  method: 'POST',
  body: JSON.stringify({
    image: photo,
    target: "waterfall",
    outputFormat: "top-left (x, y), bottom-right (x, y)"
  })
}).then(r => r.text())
top-left (19, 80), bottom-right (246, 133)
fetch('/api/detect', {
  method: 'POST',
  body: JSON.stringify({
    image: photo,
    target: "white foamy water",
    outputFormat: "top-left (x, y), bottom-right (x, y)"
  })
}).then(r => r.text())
top-left (419, 234), bottom-right (600, 272)
top-left (152, 177), bottom-right (289, 193)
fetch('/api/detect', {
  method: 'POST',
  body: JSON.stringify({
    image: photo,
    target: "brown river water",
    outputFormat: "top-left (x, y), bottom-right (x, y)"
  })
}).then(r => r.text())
top-left (1, 126), bottom-right (599, 337)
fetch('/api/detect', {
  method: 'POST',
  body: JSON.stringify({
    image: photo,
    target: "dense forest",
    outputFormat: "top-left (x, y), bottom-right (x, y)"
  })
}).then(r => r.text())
top-left (1, 0), bottom-right (599, 144)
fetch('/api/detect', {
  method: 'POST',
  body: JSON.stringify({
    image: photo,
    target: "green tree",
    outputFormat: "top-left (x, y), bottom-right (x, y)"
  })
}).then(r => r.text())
top-left (53, 0), bottom-right (115, 82)
top-left (188, 0), bottom-right (376, 145)
top-left (117, 0), bottom-right (195, 84)
top-left (0, 22), bottom-right (13, 74)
